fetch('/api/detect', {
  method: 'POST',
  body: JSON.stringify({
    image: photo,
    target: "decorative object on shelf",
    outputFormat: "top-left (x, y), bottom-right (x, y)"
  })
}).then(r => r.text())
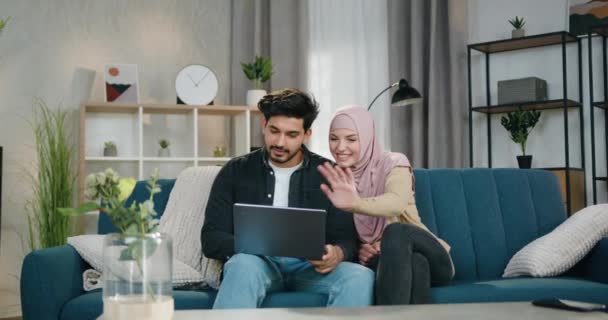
top-left (500, 107), bottom-right (541, 169)
top-left (60, 168), bottom-right (174, 320)
top-left (509, 16), bottom-right (526, 38)
top-left (212, 144), bottom-right (227, 157)
top-left (367, 78), bottom-right (422, 111)
top-left (569, 0), bottom-right (608, 36)
top-left (175, 64), bottom-right (218, 105)
top-left (158, 139), bottom-right (170, 157)
top-left (241, 55), bottom-right (273, 106)
top-left (25, 98), bottom-right (76, 250)
top-left (104, 63), bottom-right (139, 103)
top-left (103, 141), bottom-right (117, 157)
top-left (497, 77), bottom-right (548, 105)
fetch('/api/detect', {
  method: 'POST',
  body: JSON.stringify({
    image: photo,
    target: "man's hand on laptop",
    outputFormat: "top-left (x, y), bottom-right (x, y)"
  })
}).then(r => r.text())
top-left (309, 245), bottom-right (344, 274)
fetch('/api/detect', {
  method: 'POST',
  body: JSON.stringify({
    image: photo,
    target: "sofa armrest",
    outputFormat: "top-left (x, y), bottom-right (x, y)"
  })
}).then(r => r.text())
top-left (21, 245), bottom-right (88, 320)
top-left (574, 237), bottom-right (608, 284)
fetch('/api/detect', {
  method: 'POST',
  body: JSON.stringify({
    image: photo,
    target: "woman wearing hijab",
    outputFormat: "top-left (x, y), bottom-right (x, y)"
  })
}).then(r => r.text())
top-left (317, 105), bottom-right (453, 305)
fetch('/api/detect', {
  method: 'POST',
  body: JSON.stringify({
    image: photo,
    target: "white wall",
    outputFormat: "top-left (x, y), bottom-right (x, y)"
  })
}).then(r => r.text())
top-left (468, 0), bottom-right (608, 204)
top-left (1, 0), bottom-right (606, 316)
top-left (0, 1), bottom-right (232, 317)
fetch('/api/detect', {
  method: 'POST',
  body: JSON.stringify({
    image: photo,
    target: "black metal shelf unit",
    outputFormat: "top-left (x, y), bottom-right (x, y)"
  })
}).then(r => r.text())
top-left (588, 25), bottom-right (608, 203)
top-left (467, 31), bottom-right (585, 214)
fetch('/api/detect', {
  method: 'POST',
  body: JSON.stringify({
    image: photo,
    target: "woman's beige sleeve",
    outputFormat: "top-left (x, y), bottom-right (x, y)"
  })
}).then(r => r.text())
top-left (350, 166), bottom-right (413, 217)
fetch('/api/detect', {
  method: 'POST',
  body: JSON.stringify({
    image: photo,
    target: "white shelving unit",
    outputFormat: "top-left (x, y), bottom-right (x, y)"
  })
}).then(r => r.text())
top-left (79, 102), bottom-right (262, 201)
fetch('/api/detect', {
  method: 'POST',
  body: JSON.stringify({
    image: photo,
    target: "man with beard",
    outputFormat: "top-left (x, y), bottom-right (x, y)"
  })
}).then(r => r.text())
top-left (201, 88), bottom-right (374, 309)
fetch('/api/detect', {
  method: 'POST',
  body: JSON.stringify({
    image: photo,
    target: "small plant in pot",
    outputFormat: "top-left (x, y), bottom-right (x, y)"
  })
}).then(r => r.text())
top-left (241, 55), bottom-right (273, 106)
top-left (509, 16), bottom-right (526, 38)
top-left (104, 141), bottom-right (117, 157)
top-left (500, 107), bottom-right (541, 169)
top-left (158, 139), bottom-right (170, 157)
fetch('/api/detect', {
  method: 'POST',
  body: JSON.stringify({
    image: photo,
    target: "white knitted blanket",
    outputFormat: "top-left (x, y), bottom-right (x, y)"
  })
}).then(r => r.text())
top-left (159, 166), bottom-right (224, 288)
top-left (68, 166), bottom-right (224, 290)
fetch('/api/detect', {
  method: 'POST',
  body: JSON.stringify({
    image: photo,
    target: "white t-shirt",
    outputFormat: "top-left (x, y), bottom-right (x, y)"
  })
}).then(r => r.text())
top-left (268, 161), bottom-right (302, 207)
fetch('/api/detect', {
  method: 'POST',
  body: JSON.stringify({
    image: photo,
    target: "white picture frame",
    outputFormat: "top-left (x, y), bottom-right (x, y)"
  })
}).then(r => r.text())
top-left (104, 63), bottom-right (140, 103)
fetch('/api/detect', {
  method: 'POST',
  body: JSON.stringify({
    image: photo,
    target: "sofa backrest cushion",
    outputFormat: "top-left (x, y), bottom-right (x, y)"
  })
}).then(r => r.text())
top-left (98, 179), bottom-right (176, 234)
top-left (413, 168), bottom-right (567, 281)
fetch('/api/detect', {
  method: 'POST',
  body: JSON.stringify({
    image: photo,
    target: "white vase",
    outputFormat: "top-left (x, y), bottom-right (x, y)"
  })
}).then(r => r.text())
top-left (512, 29), bottom-right (525, 38)
top-left (102, 233), bottom-right (174, 320)
top-left (246, 89), bottom-right (267, 106)
top-left (158, 148), bottom-right (170, 157)
top-left (104, 146), bottom-right (117, 157)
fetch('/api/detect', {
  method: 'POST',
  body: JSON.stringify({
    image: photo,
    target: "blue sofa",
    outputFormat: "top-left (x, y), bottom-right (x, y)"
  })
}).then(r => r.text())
top-left (21, 168), bottom-right (608, 320)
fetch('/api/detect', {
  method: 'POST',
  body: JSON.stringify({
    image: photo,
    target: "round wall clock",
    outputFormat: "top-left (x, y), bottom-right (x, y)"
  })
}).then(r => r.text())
top-left (175, 64), bottom-right (219, 105)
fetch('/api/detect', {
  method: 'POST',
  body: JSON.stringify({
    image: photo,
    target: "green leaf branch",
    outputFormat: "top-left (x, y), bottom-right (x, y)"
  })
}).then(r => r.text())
top-left (241, 55), bottom-right (274, 89)
top-left (509, 16), bottom-right (525, 29)
top-left (60, 168), bottom-right (162, 299)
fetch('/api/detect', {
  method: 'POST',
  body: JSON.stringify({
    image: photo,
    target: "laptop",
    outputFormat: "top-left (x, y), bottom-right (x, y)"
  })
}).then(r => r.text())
top-left (233, 203), bottom-right (326, 260)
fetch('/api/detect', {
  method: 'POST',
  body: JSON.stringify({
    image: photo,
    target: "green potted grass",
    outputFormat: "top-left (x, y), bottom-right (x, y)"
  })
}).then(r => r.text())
top-left (501, 107), bottom-right (541, 169)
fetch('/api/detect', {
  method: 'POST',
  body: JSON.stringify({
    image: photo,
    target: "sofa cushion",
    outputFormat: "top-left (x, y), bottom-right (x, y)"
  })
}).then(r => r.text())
top-left (431, 277), bottom-right (608, 305)
top-left (66, 234), bottom-right (204, 286)
top-left (503, 204), bottom-right (608, 278)
top-left (60, 289), bottom-right (217, 320)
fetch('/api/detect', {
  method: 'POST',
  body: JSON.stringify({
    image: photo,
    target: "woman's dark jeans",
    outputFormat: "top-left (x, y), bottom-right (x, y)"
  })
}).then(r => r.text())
top-left (367, 223), bottom-right (453, 305)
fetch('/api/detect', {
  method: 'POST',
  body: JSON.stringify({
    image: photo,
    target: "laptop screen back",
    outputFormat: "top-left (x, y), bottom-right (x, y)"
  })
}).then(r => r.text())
top-left (233, 203), bottom-right (326, 260)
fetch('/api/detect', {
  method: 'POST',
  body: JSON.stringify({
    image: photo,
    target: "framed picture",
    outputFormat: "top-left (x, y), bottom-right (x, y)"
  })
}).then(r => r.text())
top-left (104, 63), bottom-right (140, 103)
top-left (569, 0), bottom-right (608, 36)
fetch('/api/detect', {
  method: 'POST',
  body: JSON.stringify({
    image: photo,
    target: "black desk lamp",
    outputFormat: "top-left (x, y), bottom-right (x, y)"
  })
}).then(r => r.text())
top-left (367, 79), bottom-right (422, 110)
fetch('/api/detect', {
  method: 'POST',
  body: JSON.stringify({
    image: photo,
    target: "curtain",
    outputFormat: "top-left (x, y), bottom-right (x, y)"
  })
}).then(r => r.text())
top-left (229, 0), bottom-right (307, 148)
top-left (306, 0), bottom-right (391, 158)
top-left (229, 0), bottom-right (469, 166)
top-left (388, 0), bottom-right (469, 168)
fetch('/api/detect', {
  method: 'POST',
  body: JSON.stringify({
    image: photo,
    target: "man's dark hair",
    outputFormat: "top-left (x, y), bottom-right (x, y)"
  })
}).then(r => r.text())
top-left (258, 88), bottom-right (320, 131)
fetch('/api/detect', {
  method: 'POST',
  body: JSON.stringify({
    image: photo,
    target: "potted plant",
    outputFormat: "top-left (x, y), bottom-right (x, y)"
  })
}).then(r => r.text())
top-left (213, 144), bottom-right (227, 158)
top-left (509, 16), bottom-right (526, 38)
top-left (501, 107), bottom-right (541, 169)
top-left (60, 168), bottom-right (174, 319)
top-left (241, 55), bottom-right (273, 106)
top-left (158, 139), bottom-right (170, 157)
top-left (104, 141), bottom-right (117, 157)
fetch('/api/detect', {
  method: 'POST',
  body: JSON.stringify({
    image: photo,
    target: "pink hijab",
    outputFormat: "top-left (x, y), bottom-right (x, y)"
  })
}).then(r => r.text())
top-left (330, 106), bottom-right (411, 244)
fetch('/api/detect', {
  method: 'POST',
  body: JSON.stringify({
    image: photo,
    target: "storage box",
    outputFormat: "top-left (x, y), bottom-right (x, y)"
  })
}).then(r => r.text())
top-left (497, 77), bottom-right (547, 104)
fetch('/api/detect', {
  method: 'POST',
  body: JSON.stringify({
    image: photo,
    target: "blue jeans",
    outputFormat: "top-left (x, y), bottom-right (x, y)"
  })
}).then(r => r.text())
top-left (213, 254), bottom-right (375, 309)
